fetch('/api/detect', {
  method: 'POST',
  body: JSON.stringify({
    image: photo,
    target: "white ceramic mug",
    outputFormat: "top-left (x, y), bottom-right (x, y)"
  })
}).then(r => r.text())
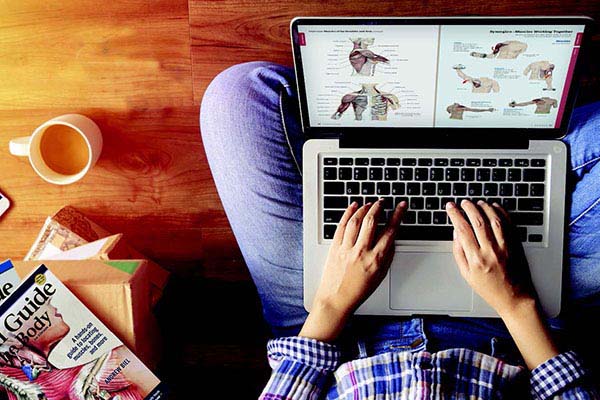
top-left (9, 114), bottom-right (103, 185)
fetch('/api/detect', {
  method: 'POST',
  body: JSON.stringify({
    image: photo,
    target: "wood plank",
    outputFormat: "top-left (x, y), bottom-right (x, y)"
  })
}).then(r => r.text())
top-left (0, 0), bottom-right (240, 274)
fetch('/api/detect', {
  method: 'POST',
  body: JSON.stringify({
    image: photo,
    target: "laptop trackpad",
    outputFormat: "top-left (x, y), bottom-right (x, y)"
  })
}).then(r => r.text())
top-left (390, 252), bottom-right (473, 312)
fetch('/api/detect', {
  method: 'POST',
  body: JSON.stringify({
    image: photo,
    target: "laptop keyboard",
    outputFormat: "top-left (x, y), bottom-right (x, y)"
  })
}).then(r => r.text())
top-left (322, 155), bottom-right (547, 243)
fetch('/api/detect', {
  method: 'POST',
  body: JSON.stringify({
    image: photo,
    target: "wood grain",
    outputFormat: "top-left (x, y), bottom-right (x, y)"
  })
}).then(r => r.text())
top-left (0, 0), bottom-right (245, 276)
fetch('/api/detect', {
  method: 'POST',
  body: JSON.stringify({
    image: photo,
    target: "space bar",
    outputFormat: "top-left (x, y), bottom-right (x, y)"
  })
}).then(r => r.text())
top-left (395, 226), bottom-right (454, 241)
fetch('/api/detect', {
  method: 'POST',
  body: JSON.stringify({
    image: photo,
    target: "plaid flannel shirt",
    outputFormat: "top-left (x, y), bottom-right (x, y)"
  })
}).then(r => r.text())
top-left (260, 336), bottom-right (598, 399)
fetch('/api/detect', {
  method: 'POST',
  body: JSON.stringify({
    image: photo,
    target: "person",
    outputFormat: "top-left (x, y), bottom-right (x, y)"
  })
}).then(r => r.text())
top-left (200, 62), bottom-right (600, 399)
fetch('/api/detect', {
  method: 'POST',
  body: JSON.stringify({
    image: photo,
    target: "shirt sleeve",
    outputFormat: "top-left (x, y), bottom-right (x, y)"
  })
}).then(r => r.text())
top-left (259, 336), bottom-right (341, 400)
top-left (530, 351), bottom-right (599, 399)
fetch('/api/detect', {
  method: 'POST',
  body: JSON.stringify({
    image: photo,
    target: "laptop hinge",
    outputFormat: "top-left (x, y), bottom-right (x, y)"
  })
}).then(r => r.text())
top-left (339, 134), bottom-right (530, 150)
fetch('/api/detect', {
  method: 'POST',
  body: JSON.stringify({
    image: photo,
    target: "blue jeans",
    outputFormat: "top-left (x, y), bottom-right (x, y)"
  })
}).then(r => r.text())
top-left (200, 62), bottom-right (600, 362)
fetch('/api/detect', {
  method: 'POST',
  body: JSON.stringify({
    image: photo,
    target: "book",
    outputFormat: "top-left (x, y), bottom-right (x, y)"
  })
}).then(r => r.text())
top-left (0, 263), bottom-right (166, 399)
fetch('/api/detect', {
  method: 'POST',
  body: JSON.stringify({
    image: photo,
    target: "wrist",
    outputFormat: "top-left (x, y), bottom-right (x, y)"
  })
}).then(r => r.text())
top-left (497, 296), bottom-right (537, 322)
top-left (299, 298), bottom-right (351, 343)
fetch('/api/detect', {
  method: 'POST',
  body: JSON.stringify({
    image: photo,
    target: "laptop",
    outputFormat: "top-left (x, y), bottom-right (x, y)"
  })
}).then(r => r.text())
top-left (292, 16), bottom-right (593, 317)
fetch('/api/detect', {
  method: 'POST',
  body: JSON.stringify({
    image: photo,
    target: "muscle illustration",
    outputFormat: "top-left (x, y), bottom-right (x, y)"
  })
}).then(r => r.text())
top-left (470, 40), bottom-right (527, 59)
top-left (508, 97), bottom-right (558, 114)
top-left (523, 61), bottom-right (556, 91)
top-left (332, 83), bottom-right (399, 121)
top-left (446, 103), bottom-right (495, 120)
top-left (349, 38), bottom-right (389, 76)
top-left (453, 65), bottom-right (500, 93)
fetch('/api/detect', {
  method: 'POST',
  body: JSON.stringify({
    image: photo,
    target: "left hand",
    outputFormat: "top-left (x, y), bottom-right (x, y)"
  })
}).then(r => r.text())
top-left (299, 199), bottom-right (407, 342)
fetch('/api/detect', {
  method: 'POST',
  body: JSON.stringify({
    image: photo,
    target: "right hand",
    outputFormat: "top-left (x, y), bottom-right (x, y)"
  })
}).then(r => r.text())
top-left (446, 200), bottom-right (535, 316)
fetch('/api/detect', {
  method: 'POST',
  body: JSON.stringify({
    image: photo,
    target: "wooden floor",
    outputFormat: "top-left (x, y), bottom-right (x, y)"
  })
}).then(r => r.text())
top-left (1, 1), bottom-right (600, 397)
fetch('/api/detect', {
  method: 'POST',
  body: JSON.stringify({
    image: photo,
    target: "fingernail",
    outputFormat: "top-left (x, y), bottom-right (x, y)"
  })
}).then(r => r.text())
top-left (366, 202), bottom-right (372, 206)
top-left (492, 202), bottom-right (500, 207)
top-left (461, 199), bottom-right (469, 206)
top-left (446, 202), bottom-right (456, 209)
top-left (399, 200), bottom-right (407, 207)
top-left (378, 198), bottom-right (384, 202)
top-left (477, 200), bottom-right (485, 206)
top-left (350, 201), bottom-right (357, 207)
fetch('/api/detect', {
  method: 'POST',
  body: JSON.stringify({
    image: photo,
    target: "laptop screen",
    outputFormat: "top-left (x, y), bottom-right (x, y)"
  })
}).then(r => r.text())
top-left (295, 22), bottom-right (585, 129)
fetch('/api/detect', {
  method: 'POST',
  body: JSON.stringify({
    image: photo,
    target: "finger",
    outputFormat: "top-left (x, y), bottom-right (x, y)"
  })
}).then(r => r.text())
top-left (373, 201), bottom-right (407, 253)
top-left (452, 230), bottom-right (470, 279)
top-left (446, 202), bottom-right (480, 261)
top-left (332, 201), bottom-right (358, 244)
top-left (479, 201), bottom-right (506, 250)
top-left (492, 202), bottom-right (511, 222)
top-left (461, 200), bottom-right (495, 249)
top-left (342, 202), bottom-right (373, 247)
top-left (354, 199), bottom-right (384, 248)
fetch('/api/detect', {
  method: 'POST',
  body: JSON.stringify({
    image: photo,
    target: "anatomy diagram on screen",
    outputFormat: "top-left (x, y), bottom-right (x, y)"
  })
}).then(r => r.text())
top-left (470, 40), bottom-right (527, 59)
top-left (446, 103), bottom-right (495, 120)
top-left (332, 84), bottom-right (399, 121)
top-left (523, 61), bottom-right (556, 91)
top-left (509, 97), bottom-right (558, 114)
top-left (453, 64), bottom-right (500, 93)
top-left (349, 38), bottom-right (389, 76)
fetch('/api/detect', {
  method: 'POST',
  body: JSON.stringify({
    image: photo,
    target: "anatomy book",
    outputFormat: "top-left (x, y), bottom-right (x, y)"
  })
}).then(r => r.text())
top-left (0, 263), bottom-right (166, 400)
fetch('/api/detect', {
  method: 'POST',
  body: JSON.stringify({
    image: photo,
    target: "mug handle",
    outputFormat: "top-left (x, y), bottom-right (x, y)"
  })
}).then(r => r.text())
top-left (9, 136), bottom-right (31, 157)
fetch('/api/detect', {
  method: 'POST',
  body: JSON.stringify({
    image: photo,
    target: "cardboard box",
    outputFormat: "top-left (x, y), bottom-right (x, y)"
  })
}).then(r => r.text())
top-left (12, 260), bottom-right (162, 368)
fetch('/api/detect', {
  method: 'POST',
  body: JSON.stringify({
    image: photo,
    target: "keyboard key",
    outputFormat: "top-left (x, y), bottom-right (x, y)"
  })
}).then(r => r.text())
top-left (402, 158), bottom-right (417, 166)
top-left (484, 183), bottom-right (498, 196)
top-left (529, 234), bottom-right (543, 242)
top-left (430, 168), bottom-right (444, 181)
top-left (410, 198), bottom-right (424, 210)
top-left (476, 168), bottom-right (491, 181)
top-left (346, 182), bottom-right (360, 195)
top-left (324, 225), bottom-right (337, 239)
top-left (381, 196), bottom-right (394, 210)
top-left (422, 183), bottom-right (436, 195)
top-left (356, 158), bottom-right (369, 166)
top-left (467, 159), bottom-right (481, 166)
top-left (512, 212), bottom-right (543, 226)
top-left (483, 159), bottom-right (497, 167)
top-left (324, 158), bottom-right (337, 165)
top-left (517, 227), bottom-right (527, 242)
top-left (324, 196), bottom-right (348, 209)
top-left (418, 158), bottom-right (433, 166)
top-left (445, 168), bottom-right (459, 181)
top-left (384, 168), bottom-right (398, 180)
top-left (451, 159), bottom-right (465, 166)
top-left (492, 169), bottom-right (506, 181)
top-left (468, 183), bottom-right (482, 196)
top-left (415, 168), bottom-right (428, 181)
top-left (531, 159), bottom-right (546, 167)
top-left (418, 211), bottom-right (432, 224)
top-left (399, 168), bottom-right (413, 180)
top-left (395, 196), bottom-right (409, 206)
top-left (339, 167), bottom-right (352, 180)
top-left (350, 196), bottom-right (364, 207)
top-left (523, 169), bottom-right (545, 182)
top-left (515, 184), bottom-right (529, 197)
top-left (435, 158), bottom-right (449, 166)
top-left (377, 182), bottom-right (391, 195)
top-left (324, 182), bottom-right (344, 194)
top-left (354, 167), bottom-right (367, 180)
top-left (499, 159), bottom-right (513, 167)
top-left (392, 183), bottom-right (405, 195)
top-left (437, 183), bottom-right (451, 195)
top-left (361, 182), bottom-right (375, 195)
top-left (324, 167), bottom-right (336, 180)
top-left (515, 159), bottom-right (529, 167)
top-left (453, 183), bottom-right (467, 196)
top-left (365, 196), bottom-right (379, 204)
top-left (433, 212), bottom-right (447, 224)
top-left (396, 226), bottom-right (453, 240)
top-left (518, 198), bottom-right (544, 211)
top-left (487, 198), bottom-right (501, 205)
top-left (425, 197), bottom-right (439, 210)
top-left (324, 210), bottom-right (344, 223)
top-left (340, 158), bottom-right (353, 165)
top-left (461, 168), bottom-right (475, 181)
top-left (499, 183), bottom-right (513, 196)
top-left (507, 168), bottom-right (521, 182)
top-left (407, 183), bottom-right (420, 195)
top-left (404, 211), bottom-right (417, 224)
top-left (369, 167), bottom-right (383, 180)
top-left (387, 158), bottom-right (401, 166)
top-left (371, 158), bottom-right (385, 166)
top-left (502, 198), bottom-right (517, 211)
top-left (530, 184), bottom-right (545, 197)
top-left (441, 197), bottom-right (455, 208)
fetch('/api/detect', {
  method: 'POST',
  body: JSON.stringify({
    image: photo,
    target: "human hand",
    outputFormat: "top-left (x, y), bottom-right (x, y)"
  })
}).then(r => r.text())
top-left (446, 200), bottom-right (535, 317)
top-left (299, 199), bottom-right (407, 342)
